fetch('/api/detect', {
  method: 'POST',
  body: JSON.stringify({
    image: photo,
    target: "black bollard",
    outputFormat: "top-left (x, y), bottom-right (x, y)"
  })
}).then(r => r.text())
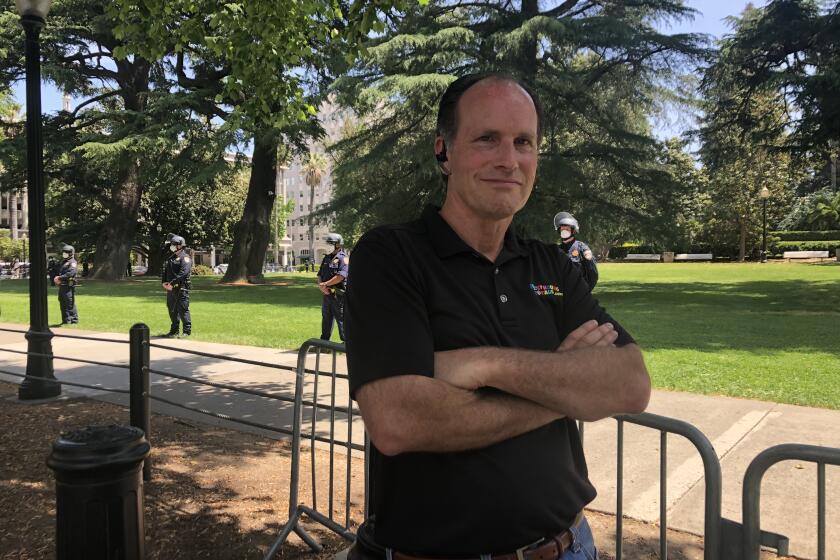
top-left (47, 425), bottom-right (151, 560)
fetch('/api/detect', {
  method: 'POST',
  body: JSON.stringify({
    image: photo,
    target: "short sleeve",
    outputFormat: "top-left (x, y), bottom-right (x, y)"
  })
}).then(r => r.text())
top-left (558, 254), bottom-right (633, 346)
top-left (345, 230), bottom-right (435, 398)
top-left (337, 254), bottom-right (349, 278)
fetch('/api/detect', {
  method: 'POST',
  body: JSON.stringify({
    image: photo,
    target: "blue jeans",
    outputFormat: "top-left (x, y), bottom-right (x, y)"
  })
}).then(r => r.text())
top-left (561, 516), bottom-right (599, 560)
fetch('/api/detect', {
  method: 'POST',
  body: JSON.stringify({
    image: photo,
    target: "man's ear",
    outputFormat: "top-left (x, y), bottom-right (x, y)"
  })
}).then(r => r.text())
top-left (434, 136), bottom-right (450, 175)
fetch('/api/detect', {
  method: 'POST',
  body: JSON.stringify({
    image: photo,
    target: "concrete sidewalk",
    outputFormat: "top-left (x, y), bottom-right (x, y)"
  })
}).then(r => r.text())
top-left (1, 322), bottom-right (837, 559)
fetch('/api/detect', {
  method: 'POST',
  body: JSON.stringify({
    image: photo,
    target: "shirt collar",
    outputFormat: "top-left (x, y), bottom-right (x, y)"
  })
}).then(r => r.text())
top-left (421, 205), bottom-right (529, 261)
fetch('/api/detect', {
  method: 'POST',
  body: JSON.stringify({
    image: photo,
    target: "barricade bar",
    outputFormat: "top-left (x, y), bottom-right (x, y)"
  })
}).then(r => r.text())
top-left (0, 347), bottom-right (130, 369)
top-left (0, 326), bottom-right (130, 344)
top-left (742, 443), bottom-right (840, 560)
top-left (148, 341), bottom-right (298, 371)
top-left (0, 368), bottom-right (130, 395)
top-left (267, 338), bottom-right (358, 559)
top-left (146, 341), bottom-right (349, 379)
top-left (614, 412), bottom-right (722, 560)
top-left (148, 366), bottom-right (297, 404)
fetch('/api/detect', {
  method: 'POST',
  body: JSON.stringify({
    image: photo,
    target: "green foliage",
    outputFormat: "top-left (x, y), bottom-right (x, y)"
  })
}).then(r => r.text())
top-left (770, 230), bottom-right (840, 242)
top-left (806, 191), bottom-right (840, 230)
top-left (0, 229), bottom-right (24, 261)
top-left (697, 4), bottom-right (798, 261)
top-left (107, 0), bottom-right (413, 132)
top-left (191, 264), bottom-right (213, 276)
top-left (771, 240), bottom-right (840, 253)
top-left (329, 1), bottom-right (708, 245)
top-left (712, 0), bottom-right (840, 152)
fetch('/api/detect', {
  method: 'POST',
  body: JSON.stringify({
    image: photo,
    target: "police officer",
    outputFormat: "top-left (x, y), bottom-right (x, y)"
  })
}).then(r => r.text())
top-left (554, 211), bottom-right (599, 290)
top-left (317, 233), bottom-right (349, 341)
top-left (53, 244), bottom-right (79, 324)
top-left (161, 235), bottom-right (192, 337)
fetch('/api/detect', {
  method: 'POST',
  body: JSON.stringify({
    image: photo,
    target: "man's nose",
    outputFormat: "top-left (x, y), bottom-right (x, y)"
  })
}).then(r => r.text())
top-left (495, 141), bottom-right (519, 170)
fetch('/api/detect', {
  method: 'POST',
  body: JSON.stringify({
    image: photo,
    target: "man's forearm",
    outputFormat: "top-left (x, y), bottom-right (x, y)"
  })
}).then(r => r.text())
top-left (355, 375), bottom-right (561, 456)
top-left (441, 345), bottom-right (650, 422)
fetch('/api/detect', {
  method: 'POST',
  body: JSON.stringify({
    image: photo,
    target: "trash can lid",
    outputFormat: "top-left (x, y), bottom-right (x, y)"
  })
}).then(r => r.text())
top-left (47, 424), bottom-right (150, 472)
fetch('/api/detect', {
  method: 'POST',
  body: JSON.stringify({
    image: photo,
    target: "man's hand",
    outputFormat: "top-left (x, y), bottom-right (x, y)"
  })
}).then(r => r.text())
top-left (318, 282), bottom-right (330, 295)
top-left (434, 347), bottom-right (486, 391)
top-left (53, 276), bottom-right (61, 286)
top-left (162, 282), bottom-right (172, 292)
top-left (557, 319), bottom-right (617, 351)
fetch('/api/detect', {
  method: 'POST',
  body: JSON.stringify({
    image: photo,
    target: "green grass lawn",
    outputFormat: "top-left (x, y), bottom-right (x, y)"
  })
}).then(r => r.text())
top-left (1, 262), bottom-right (839, 409)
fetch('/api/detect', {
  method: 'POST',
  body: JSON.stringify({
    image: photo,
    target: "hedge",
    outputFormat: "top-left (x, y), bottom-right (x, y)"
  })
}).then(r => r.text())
top-left (770, 240), bottom-right (840, 253)
top-left (770, 230), bottom-right (840, 242)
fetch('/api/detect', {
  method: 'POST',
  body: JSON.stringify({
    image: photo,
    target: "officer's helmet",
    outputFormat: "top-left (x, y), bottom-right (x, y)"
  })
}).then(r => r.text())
top-left (170, 235), bottom-right (186, 247)
top-left (61, 244), bottom-right (75, 256)
top-left (553, 212), bottom-right (580, 235)
top-left (325, 233), bottom-right (343, 245)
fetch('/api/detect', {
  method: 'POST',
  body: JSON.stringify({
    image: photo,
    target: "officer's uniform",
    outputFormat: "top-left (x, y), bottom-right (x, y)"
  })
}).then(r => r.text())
top-left (56, 249), bottom-right (79, 324)
top-left (162, 242), bottom-right (192, 336)
top-left (558, 238), bottom-right (598, 290)
top-left (318, 247), bottom-right (349, 341)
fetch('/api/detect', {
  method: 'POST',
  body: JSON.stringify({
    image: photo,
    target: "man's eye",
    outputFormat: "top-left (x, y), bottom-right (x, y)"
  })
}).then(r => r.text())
top-left (516, 138), bottom-right (533, 146)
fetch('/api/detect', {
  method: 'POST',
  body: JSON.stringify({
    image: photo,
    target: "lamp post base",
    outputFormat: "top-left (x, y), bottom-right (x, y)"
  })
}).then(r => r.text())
top-left (18, 328), bottom-right (61, 400)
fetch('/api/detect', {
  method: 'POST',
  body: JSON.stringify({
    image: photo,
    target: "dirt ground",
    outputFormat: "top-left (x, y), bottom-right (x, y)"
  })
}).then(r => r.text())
top-left (0, 381), bottom-right (786, 559)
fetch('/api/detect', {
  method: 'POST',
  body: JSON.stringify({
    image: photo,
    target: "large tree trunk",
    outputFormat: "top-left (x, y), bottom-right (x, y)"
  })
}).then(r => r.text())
top-left (92, 158), bottom-right (143, 279)
top-left (222, 132), bottom-right (278, 284)
top-left (308, 183), bottom-right (315, 263)
top-left (90, 58), bottom-right (151, 280)
top-left (738, 216), bottom-right (747, 262)
top-left (520, 0), bottom-right (539, 82)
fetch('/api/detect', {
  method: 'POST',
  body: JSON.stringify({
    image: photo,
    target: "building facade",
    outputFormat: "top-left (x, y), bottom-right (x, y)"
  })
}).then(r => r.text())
top-left (279, 103), bottom-right (347, 266)
top-left (0, 188), bottom-right (28, 239)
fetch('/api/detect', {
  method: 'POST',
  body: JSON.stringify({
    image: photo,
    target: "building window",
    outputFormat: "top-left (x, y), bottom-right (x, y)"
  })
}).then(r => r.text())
top-left (299, 234), bottom-right (303, 240)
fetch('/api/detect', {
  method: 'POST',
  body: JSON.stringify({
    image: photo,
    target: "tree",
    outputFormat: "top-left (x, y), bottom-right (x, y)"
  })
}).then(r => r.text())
top-left (302, 151), bottom-right (327, 262)
top-left (699, 6), bottom-right (797, 261)
top-left (0, 0), bottom-right (216, 280)
top-left (807, 191), bottom-right (840, 230)
top-left (109, 0), bottom-right (414, 283)
top-left (328, 0), bottom-right (708, 247)
top-left (714, 0), bottom-right (840, 154)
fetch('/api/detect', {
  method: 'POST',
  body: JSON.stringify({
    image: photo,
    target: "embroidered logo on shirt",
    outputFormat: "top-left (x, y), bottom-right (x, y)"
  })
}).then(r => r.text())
top-left (530, 283), bottom-right (563, 296)
top-left (571, 249), bottom-right (580, 257)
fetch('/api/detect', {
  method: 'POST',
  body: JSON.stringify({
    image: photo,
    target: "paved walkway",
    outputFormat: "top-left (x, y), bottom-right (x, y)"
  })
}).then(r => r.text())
top-left (1, 322), bottom-right (837, 559)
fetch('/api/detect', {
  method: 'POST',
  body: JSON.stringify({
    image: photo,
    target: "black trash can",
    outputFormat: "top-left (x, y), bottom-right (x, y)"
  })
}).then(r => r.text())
top-left (47, 425), bottom-right (151, 560)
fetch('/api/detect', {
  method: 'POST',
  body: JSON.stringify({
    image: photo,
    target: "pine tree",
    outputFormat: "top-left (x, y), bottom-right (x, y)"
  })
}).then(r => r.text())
top-left (329, 0), bottom-right (708, 247)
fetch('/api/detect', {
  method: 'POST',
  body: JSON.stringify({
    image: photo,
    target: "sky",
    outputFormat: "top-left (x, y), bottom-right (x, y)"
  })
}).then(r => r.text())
top-left (10, 0), bottom-right (765, 138)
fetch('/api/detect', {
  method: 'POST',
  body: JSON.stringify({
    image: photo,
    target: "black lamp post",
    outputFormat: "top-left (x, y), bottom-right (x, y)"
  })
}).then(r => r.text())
top-left (759, 186), bottom-right (770, 264)
top-left (17, 0), bottom-right (59, 400)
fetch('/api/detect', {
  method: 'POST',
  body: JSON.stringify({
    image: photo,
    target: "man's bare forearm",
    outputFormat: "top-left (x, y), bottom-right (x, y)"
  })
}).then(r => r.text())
top-left (355, 375), bottom-right (562, 456)
top-left (439, 344), bottom-right (650, 421)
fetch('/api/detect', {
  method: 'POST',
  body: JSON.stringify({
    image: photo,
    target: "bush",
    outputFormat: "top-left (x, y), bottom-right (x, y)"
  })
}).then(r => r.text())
top-left (770, 230), bottom-right (840, 242)
top-left (191, 264), bottom-right (213, 276)
top-left (770, 240), bottom-right (840, 254)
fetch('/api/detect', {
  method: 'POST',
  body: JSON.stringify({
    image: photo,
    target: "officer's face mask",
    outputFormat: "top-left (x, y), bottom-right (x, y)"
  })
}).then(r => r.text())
top-left (169, 245), bottom-right (178, 252)
top-left (62, 252), bottom-right (70, 259)
top-left (559, 229), bottom-right (572, 240)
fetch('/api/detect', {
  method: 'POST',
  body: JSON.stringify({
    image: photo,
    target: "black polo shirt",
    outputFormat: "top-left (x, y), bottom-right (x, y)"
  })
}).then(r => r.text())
top-left (346, 206), bottom-right (634, 556)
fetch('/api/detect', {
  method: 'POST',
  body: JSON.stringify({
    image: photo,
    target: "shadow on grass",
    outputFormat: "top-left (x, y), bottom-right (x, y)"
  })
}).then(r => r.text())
top-left (597, 280), bottom-right (840, 353)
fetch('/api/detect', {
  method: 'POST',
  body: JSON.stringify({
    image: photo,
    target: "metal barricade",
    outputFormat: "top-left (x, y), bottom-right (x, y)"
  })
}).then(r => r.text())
top-left (613, 412), bottom-right (722, 560)
top-left (265, 338), bottom-right (366, 559)
top-left (740, 444), bottom-right (840, 560)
